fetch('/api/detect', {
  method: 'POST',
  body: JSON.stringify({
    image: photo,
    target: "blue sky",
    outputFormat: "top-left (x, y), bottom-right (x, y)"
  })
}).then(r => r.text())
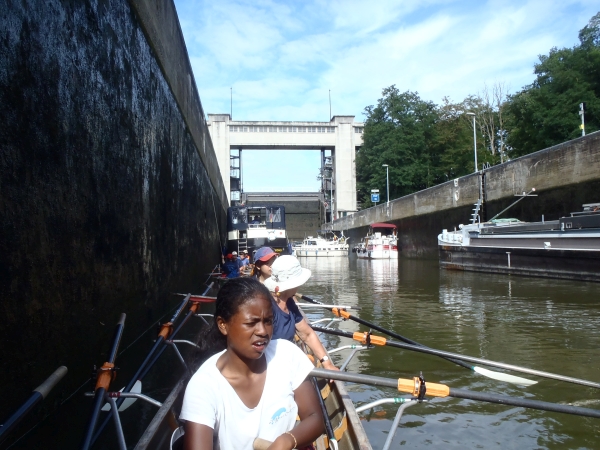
top-left (174, 0), bottom-right (598, 192)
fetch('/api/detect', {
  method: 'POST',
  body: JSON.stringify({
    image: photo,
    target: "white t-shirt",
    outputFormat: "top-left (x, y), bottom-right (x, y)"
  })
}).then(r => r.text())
top-left (180, 339), bottom-right (314, 450)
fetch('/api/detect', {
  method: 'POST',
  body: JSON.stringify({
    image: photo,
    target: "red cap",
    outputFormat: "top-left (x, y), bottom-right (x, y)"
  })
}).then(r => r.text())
top-left (254, 247), bottom-right (277, 261)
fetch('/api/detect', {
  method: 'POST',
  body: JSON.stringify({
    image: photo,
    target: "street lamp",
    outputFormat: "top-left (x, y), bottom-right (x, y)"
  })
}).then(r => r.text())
top-left (466, 112), bottom-right (477, 172)
top-left (382, 164), bottom-right (389, 204)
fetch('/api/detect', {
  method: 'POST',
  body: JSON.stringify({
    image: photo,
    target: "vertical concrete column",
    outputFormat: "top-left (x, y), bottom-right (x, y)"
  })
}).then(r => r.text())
top-left (333, 116), bottom-right (358, 216)
top-left (207, 114), bottom-right (231, 203)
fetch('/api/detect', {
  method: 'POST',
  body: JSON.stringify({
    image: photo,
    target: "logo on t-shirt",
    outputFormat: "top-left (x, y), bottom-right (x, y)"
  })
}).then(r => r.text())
top-left (269, 406), bottom-right (291, 425)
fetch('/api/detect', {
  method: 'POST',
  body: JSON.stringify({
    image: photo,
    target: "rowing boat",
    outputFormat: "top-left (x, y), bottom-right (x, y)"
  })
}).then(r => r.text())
top-left (79, 288), bottom-right (600, 450)
top-left (131, 307), bottom-right (372, 449)
top-left (293, 335), bottom-right (371, 450)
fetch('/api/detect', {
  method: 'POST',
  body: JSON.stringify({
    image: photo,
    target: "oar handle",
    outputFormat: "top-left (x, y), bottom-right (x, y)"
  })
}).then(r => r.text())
top-left (253, 437), bottom-right (272, 449)
top-left (34, 365), bottom-right (68, 399)
top-left (0, 366), bottom-right (68, 445)
top-left (104, 313), bottom-right (126, 364)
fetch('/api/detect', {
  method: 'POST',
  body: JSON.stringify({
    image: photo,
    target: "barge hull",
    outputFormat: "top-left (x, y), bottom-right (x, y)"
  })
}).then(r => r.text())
top-left (439, 245), bottom-right (600, 282)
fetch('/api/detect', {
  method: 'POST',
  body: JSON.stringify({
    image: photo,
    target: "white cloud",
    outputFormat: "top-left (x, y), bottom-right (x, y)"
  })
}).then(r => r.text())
top-left (174, 0), bottom-right (599, 190)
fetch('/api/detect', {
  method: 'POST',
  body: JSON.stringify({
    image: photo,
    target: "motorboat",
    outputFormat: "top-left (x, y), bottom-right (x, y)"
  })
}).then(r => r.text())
top-left (356, 223), bottom-right (398, 259)
top-left (294, 233), bottom-right (349, 257)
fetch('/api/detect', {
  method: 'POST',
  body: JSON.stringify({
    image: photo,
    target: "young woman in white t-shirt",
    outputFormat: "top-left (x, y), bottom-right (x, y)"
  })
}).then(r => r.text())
top-left (181, 277), bottom-right (324, 450)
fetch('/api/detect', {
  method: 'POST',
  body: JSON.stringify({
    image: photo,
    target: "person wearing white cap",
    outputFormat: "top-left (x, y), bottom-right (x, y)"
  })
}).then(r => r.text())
top-left (264, 256), bottom-right (338, 371)
top-left (240, 250), bottom-right (250, 266)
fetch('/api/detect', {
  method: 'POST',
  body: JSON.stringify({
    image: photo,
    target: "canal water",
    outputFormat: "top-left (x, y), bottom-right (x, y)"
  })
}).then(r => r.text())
top-left (298, 256), bottom-right (600, 449)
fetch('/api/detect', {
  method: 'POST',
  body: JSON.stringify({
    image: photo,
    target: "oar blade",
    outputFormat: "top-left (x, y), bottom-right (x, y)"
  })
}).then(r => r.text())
top-left (474, 366), bottom-right (537, 386)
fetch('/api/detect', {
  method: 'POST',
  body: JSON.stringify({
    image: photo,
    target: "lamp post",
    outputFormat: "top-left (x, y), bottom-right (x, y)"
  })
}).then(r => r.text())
top-left (382, 164), bottom-right (389, 204)
top-left (466, 112), bottom-right (477, 172)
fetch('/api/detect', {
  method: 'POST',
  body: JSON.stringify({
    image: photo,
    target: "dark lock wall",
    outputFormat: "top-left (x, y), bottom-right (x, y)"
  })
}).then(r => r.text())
top-left (0, 0), bottom-right (227, 441)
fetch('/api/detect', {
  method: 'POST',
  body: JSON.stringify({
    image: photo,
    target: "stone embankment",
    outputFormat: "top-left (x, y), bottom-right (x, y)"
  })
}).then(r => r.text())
top-left (329, 132), bottom-right (600, 256)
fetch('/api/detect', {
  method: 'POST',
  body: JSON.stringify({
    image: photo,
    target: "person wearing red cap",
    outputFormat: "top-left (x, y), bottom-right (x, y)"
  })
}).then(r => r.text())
top-left (251, 246), bottom-right (278, 282)
top-left (222, 253), bottom-right (240, 278)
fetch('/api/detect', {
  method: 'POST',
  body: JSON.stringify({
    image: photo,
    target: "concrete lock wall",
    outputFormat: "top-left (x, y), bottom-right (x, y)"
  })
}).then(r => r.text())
top-left (0, 0), bottom-right (227, 429)
top-left (329, 131), bottom-right (600, 256)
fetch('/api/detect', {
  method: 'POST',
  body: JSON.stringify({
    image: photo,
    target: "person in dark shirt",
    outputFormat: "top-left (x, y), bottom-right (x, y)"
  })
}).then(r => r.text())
top-left (222, 254), bottom-right (240, 278)
top-left (231, 251), bottom-right (243, 270)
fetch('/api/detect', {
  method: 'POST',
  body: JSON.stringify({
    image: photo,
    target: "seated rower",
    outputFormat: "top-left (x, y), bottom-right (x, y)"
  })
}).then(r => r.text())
top-left (181, 278), bottom-right (324, 450)
top-left (222, 253), bottom-right (240, 278)
top-left (264, 255), bottom-right (339, 371)
top-left (252, 247), bottom-right (278, 283)
top-left (239, 250), bottom-right (251, 274)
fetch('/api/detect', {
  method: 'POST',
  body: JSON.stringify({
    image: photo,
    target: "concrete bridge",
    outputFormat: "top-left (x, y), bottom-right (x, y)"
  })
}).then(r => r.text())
top-left (207, 115), bottom-right (363, 218)
top-left (326, 131), bottom-right (600, 256)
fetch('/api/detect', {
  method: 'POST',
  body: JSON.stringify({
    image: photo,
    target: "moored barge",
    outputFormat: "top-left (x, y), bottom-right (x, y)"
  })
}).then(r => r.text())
top-left (438, 203), bottom-right (600, 282)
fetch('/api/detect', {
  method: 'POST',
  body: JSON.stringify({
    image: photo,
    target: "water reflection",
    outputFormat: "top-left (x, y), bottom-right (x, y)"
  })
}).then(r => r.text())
top-left (300, 256), bottom-right (600, 449)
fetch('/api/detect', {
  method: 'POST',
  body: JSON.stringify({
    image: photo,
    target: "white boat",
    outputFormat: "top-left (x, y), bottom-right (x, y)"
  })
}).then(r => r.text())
top-left (356, 223), bottom-right (398, 259)
top-left (294, 234), bottom-right (350, 257)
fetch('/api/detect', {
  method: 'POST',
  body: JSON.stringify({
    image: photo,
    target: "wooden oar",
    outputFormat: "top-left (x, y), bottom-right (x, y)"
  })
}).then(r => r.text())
top-left (327, 305), bottom-right (536, 386)
top-left (312, 326), bottom-right (600, 390)
top-left (0, 366), bottom-right (68, 445)
top-left (310, 368), bottom-right (600, 418)
top-left (81, 313), bottom-right (126, 450)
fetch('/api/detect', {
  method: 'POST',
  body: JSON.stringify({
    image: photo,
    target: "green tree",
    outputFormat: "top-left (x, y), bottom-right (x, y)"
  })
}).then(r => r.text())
top-left (506, 12), bottom-right (600, 156)
top-left (357, 89), bottom-right (496, 207)
top-left (357, 87), bottom-right (438, 207)
top-left (432, 97), bottom-right (481, 180)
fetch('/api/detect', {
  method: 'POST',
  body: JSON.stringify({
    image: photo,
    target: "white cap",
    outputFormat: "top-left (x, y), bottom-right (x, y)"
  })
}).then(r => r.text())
top-left (264, 255), bottom-right (311, 292)
top-left (232, 251), bottom-right (237, 256)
